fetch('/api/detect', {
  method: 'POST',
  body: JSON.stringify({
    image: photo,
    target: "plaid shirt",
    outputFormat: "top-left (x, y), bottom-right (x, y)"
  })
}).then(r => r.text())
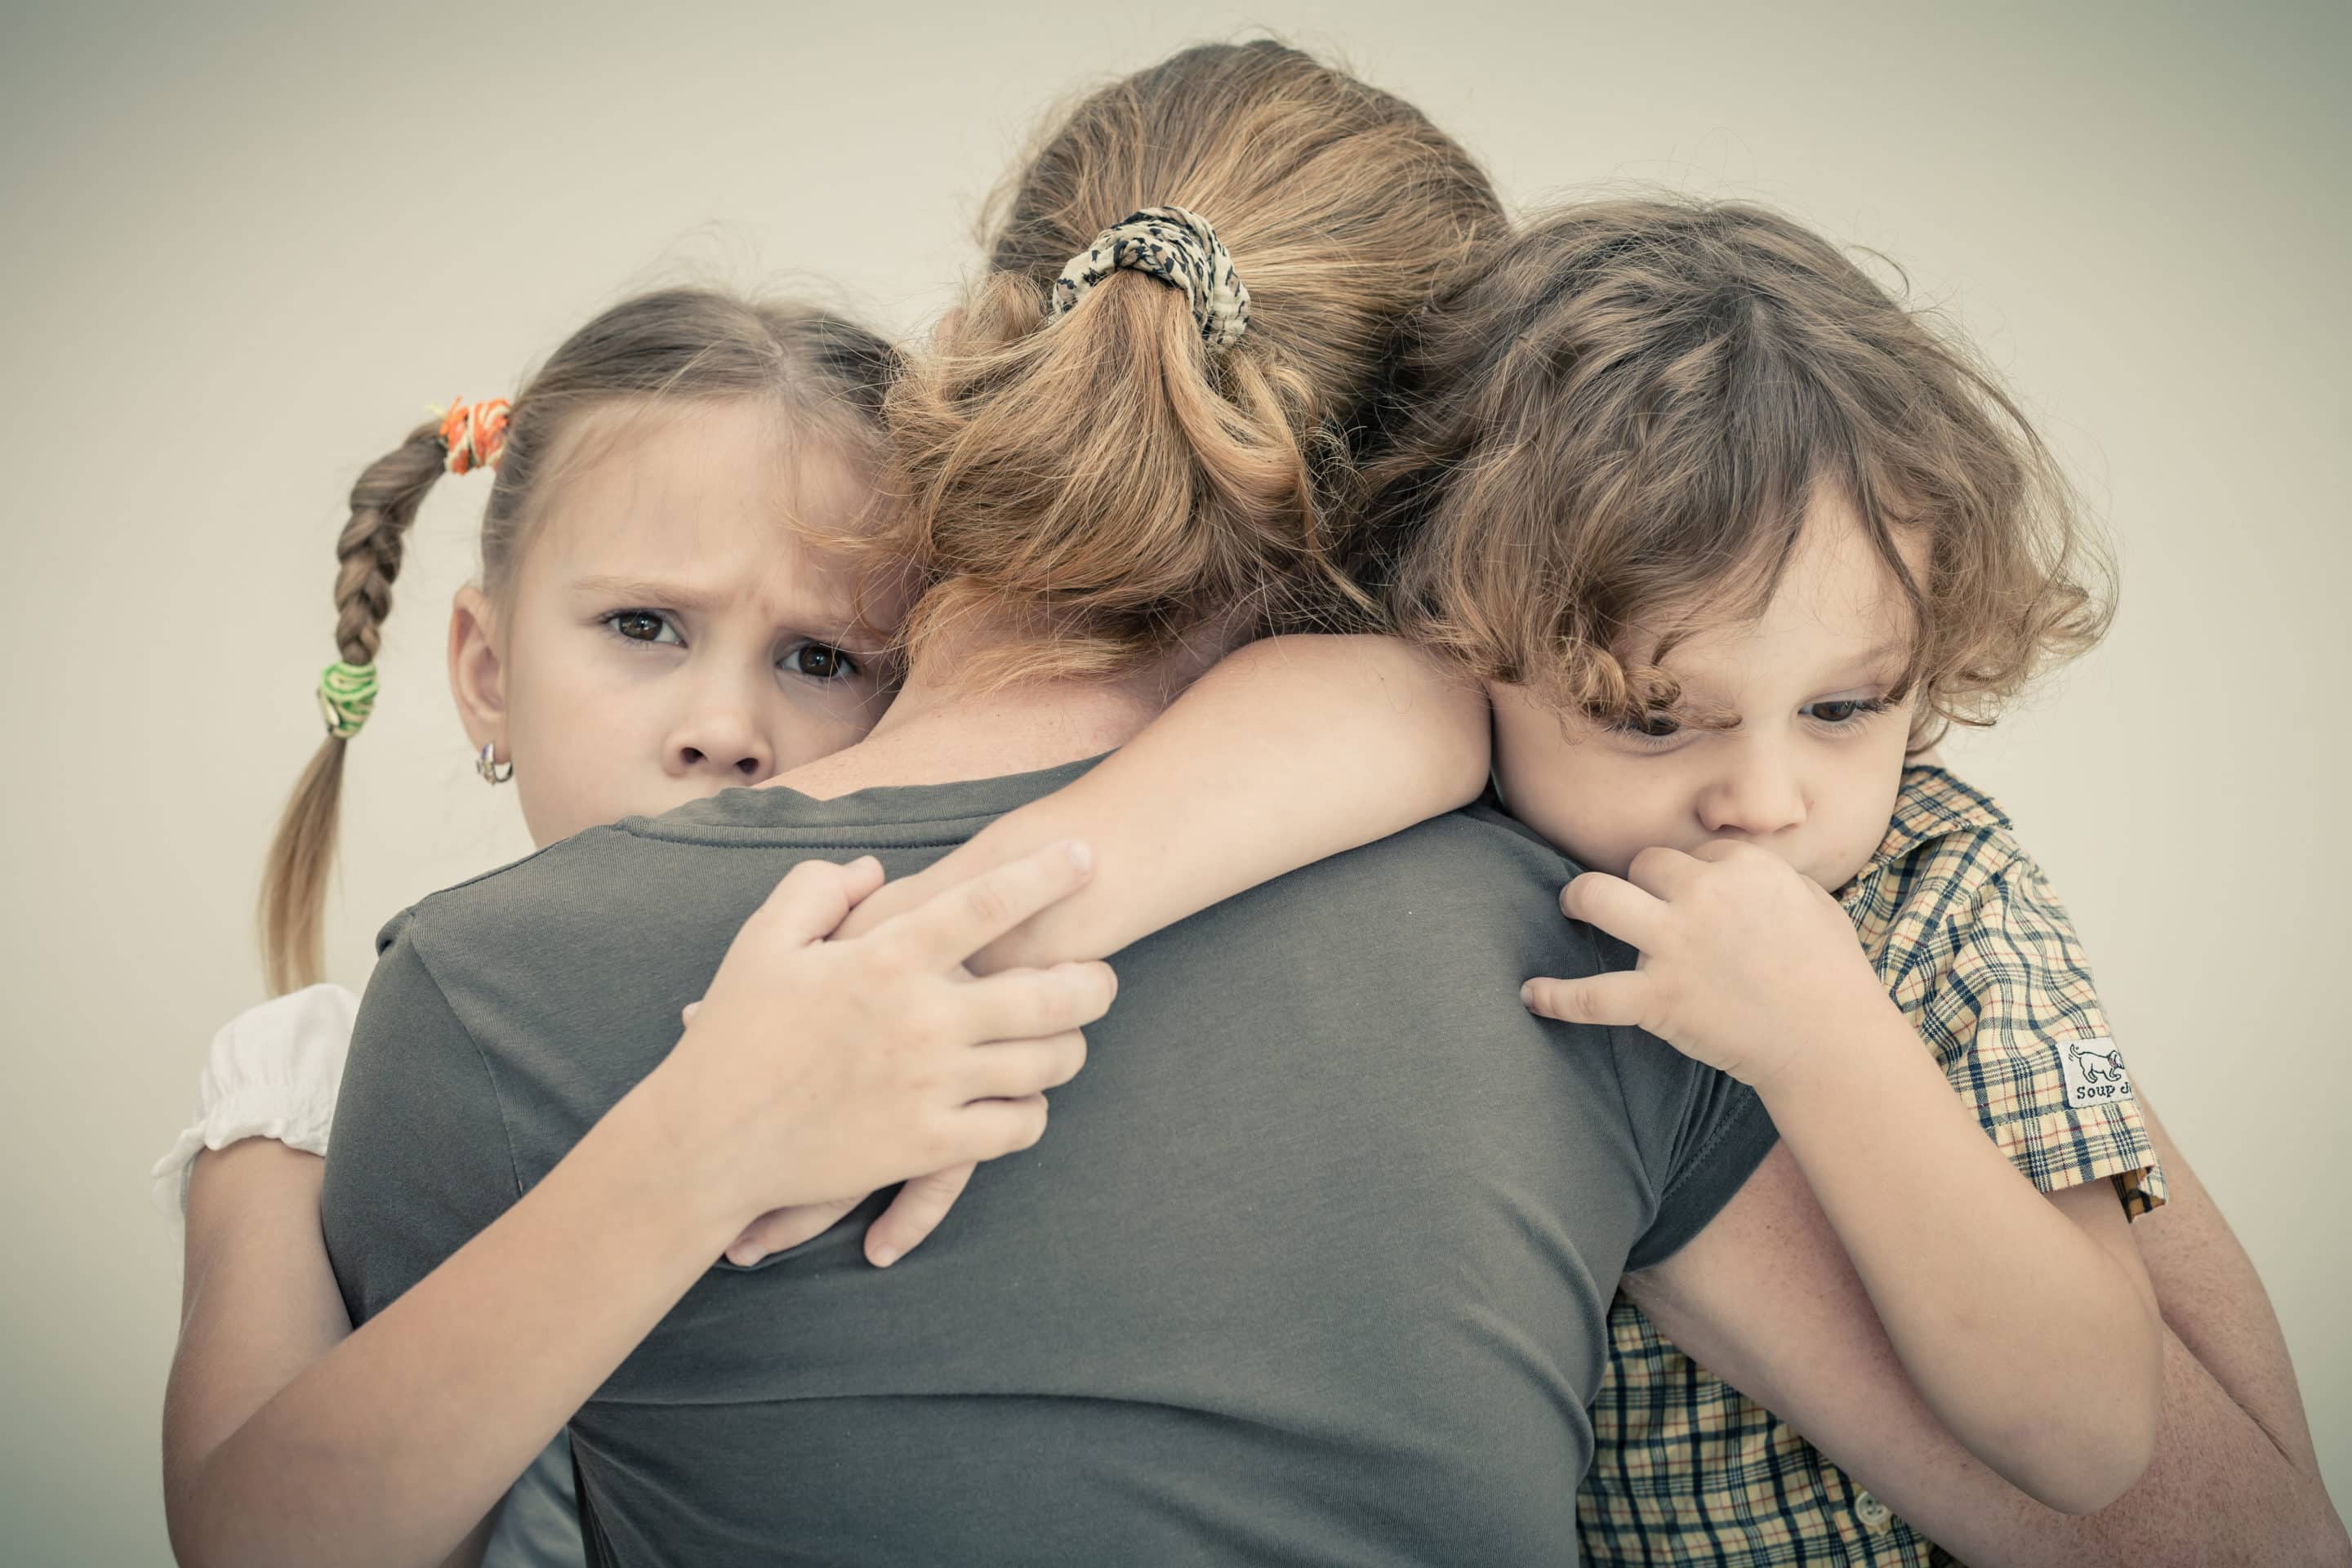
top-left (1576, 765), bottom-right (2165, 1566)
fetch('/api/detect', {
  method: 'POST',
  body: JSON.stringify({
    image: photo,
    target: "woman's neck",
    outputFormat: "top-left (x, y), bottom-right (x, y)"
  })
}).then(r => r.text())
top-left (766, 610), bottom-right (1243, 800)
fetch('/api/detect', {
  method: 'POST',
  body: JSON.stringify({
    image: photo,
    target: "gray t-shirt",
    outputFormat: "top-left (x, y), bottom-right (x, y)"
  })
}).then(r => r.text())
top-left (322, 757), bottom-right (1775, 1567)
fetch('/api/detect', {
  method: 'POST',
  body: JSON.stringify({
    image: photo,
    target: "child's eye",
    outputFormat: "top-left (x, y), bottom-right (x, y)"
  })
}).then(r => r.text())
top-left (606, 610), bottom-right (683, 646)
top-left (1606, 710), bottom-right (1686, 749)
top-left (1804, 696), bottom-right (1887, 728)
top-left (782, 643), bottom-right (861, 681)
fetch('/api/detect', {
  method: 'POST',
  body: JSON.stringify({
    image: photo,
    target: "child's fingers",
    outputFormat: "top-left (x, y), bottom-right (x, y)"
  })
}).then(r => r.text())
top-left (864, 1164), bottom-right (976, 1268)
top-left (960, 1030), bottom-right (1089, 1102)
top-left (835, 853), bottom-right (889, 907)
top-left (724, 1195), bottom-right (865, 1267)
top-left (957, 961), bottom-right (1118, 1044)
top-left (945, 1092), bottom-right (1054, 1164)
top-left (742, 856), bottom-right (886, 953)
top-left (1560, 871), bottom-right (1667, 951)
top-left (1521, 970), bottom-right (1649, 1028)
top-left (1624, 844), bottom-right (1704, 901)
top-left (680, 1000), bottom-right (702, 1027)
top-left (879, 841), bottom-right (1095, 973)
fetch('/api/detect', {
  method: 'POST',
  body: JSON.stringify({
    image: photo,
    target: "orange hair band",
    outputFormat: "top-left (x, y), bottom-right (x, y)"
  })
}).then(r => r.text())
top-left (437, 397), bottom-right (510, 475)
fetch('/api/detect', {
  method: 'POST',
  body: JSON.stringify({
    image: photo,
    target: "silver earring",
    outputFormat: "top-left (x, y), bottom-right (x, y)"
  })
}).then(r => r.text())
top-left (475, 742), bottom-right (514, 785)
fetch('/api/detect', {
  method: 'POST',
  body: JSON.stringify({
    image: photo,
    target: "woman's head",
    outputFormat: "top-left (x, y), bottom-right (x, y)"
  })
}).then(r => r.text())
top-left (261, 288), bottom-right (902, 993)
top-left (1371, 198), bottom-right (2113, 887)
top-left (864, 40), bottom-right (1506, 688)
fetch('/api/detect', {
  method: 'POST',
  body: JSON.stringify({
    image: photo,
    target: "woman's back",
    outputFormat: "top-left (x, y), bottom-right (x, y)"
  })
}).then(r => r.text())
top-left (322, 760), bottom-right (1773, 1565)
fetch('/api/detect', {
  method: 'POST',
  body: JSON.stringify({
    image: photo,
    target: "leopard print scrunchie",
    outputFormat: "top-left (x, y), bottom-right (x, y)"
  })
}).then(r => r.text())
top-left (1048, 206), bottom-right (1250, 351)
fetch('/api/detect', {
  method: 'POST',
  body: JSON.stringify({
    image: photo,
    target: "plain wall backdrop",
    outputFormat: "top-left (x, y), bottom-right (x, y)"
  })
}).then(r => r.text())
top-left (2, 0), bottom-right (2345, 1558)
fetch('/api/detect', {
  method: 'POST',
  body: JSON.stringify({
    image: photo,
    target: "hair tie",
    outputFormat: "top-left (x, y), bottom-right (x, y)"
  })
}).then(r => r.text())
top-left (1049, 207), bottom-right (1250, 351)
top-left (317, 659), bottom-right (378, 740)
top-left (435, 397), bottom-right (510, 475)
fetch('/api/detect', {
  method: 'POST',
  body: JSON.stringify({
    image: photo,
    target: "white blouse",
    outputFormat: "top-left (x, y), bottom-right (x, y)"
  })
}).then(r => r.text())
top-left (155, 984), bottom-right (585, 1568)
top-left (153, 983), bottom-right (357, 1227)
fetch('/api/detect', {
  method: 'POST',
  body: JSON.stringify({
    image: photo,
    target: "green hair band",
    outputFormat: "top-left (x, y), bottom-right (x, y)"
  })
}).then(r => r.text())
top-left (317, 660), bottom-right (379, 740)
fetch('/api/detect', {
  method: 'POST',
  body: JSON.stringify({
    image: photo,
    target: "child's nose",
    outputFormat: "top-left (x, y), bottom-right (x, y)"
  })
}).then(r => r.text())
top-left (1697, 753), bottom-right (1807, 837)
top-left (665, 706), bottom-right (774, 783)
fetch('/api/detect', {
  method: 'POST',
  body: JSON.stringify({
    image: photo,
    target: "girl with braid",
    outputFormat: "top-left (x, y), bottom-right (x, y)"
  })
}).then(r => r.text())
top-left (154, 45), bottom-right (1530, 1562)
top-left (157, 288), bottom-right (977, 1566)
top-left (153, 275), bottom-right (1494, 1558)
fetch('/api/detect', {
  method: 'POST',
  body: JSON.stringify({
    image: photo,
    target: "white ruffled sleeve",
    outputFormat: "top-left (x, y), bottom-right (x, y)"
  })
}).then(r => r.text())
top-left (151, 982), bottom-right (360, 1230)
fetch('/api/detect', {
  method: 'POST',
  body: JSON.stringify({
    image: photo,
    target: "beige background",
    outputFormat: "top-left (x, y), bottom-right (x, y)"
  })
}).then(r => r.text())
top-left (2, 0), bottom-right (2345, 1558)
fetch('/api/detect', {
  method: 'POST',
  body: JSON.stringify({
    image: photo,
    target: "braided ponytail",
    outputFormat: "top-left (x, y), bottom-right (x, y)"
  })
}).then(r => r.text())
top-left (257, 425), bottom-right (447, 993)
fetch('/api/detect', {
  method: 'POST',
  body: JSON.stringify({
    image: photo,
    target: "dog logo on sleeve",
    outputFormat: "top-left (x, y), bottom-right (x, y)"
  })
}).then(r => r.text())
top-left (2059, 1038), bottom-right (2133, 1107)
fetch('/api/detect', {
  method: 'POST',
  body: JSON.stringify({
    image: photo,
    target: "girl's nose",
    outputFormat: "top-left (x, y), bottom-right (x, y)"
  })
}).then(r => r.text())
top-left (664, 705), bottom-right (774, 783)
top-left (1697, 749), bottom-right (1807, 838)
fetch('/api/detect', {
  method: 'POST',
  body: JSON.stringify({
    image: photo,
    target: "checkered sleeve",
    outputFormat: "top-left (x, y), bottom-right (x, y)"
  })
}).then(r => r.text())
top-left (1903, 851), bottom-right (2165, 1217)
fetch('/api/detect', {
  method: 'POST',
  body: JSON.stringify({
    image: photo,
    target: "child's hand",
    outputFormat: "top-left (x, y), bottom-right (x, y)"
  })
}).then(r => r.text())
top-left (1520, 840), bottom-right (1889, 1089)
top-left (724, 1164), bottom-right (974, 1269)
top-left (672, 1000), bottom-right (958, 1267)
top-left (678, 1013), bottom-right (1005, 1270)
top-left (648, 841), bottom-right (1117, 1235)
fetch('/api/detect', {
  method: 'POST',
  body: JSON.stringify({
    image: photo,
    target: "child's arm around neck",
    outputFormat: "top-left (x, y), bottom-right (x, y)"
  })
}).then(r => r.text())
top-left (837, 633), bottom-right (1491, 969)
top-left (755, 633), bottom-right (1490, 1272)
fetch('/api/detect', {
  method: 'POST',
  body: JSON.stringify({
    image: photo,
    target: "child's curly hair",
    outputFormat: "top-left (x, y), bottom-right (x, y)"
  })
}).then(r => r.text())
top-left (1359, 197), bottom-right (2114, 745)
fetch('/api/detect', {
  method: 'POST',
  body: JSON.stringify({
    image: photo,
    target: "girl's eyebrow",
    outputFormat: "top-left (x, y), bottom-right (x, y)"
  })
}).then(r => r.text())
top-left (569, 573), bottom-right (726, 611)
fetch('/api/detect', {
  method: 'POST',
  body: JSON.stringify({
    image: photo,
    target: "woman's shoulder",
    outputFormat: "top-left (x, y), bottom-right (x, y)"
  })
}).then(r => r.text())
top-left (1213, 798), bottom-right (1585, 967)
top-left (376, 823), bottom-right (644, 960)
top-left (1359, 797), bottom-right (1577, 887)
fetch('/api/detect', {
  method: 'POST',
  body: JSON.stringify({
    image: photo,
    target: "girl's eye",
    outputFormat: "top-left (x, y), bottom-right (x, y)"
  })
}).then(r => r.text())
top-left (782, 643), bottom-right (861, 681)
top-left (607, 610), bottom-right (682, 646)
top-left (1805, 697), bottom-right (1886, 727)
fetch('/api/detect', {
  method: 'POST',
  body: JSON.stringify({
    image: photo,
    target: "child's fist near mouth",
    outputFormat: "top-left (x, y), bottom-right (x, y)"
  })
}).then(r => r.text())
top-left (1521, 840), bottom-right (1895, 1092)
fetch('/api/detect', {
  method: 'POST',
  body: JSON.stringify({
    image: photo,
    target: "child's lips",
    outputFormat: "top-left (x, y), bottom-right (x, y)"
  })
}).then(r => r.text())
top-left (1703, 833), bottom-right (1810, 873)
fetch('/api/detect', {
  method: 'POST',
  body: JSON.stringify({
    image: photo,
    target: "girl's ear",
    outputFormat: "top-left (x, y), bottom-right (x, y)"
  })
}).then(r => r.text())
top-left (447, 585), bottom-right (507, 753)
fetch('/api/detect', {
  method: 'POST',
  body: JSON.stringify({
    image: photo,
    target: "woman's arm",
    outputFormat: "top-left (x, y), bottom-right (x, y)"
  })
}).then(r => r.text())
top-left (163, 847), bottom-right (1114, 1568)
top-left (1629, 1137), bottom-right (2350, 1566)
top-left (2128, 1096), bottom-right (2323, 1472)
top-left (839, 634), bottom-right (1490, 968)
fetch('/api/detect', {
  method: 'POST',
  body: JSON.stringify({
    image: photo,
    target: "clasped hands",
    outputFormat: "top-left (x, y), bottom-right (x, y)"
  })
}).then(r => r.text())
top-left (657, 839), bottom-right (1116, 1270)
